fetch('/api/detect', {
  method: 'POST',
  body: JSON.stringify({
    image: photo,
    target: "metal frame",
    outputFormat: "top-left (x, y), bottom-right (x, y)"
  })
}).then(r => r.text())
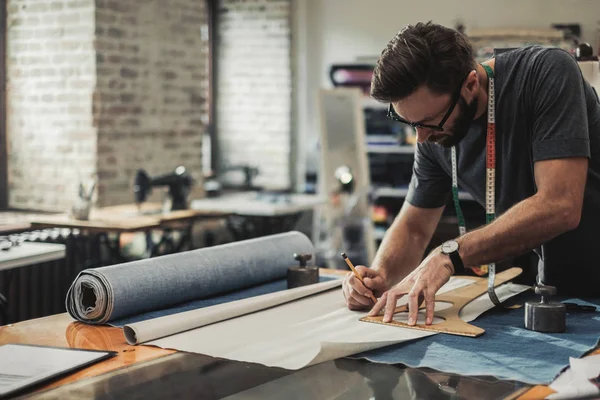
top-left (0, 1), bottom-right (7, 210)
top-left (207, 0), bottom-right (219, 175)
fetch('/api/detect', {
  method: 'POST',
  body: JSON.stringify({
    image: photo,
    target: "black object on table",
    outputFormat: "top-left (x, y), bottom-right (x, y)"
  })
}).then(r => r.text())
top-left (287, 253), bottom-right (319, 289)
top-left (0, 291), bottom-right (7, 325)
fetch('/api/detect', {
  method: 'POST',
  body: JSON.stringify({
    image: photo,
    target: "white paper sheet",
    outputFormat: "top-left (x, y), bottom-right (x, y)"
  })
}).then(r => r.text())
top-left (124, 279), bottom-right (343, 344)
top-left (147, 278), bottom-right (529, 370)
top-left (548, 355), bottom-right (600, 399)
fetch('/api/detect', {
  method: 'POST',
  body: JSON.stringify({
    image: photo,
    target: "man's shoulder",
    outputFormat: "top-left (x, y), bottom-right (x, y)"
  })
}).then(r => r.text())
top-left (498, 45), bottom-right (577, 72)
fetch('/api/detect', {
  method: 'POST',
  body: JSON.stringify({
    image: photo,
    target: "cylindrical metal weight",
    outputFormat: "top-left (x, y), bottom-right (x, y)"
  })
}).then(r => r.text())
top-left (287, 266), bottom-right (319, 289)
top-left (524, 300), bottom-right (566, 333)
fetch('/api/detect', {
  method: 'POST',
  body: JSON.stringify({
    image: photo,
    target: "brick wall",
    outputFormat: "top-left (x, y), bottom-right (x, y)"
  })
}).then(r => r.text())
top-left (6, 0), bottom-right (97, 211)
top-left (216, 0), bottom-right (292, 190)
top-left (6, 0), bottom-right (209, 211)
top-left (94, 0), bottom-right (208, 206)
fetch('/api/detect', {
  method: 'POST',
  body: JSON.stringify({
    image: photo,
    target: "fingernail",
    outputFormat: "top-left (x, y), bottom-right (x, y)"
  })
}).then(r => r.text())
top-left (383, 316), bottom-right (391, 323)
top-left (426, 317), bottom-right (432, 325)
top-left (408, 317), bottom-right (414, 325)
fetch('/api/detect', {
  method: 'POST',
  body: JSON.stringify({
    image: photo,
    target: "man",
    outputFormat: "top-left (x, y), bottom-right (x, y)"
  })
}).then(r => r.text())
top-left (342, 22), bottom-right (600, 327)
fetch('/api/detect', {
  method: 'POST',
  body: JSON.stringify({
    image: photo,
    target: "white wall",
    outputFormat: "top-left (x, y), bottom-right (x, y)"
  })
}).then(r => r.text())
top-left (294, 0), bottom-right (600, 181)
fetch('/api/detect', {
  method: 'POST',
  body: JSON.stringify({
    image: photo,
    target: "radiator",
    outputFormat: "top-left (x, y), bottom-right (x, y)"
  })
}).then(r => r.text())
top-left (0, 229), bottom-right (109, 324)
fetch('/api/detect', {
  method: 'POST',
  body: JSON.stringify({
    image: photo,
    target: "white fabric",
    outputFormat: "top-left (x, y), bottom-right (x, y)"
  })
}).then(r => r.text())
top-left (145, 278), bottom-right (529, 370)
top-left (548, 355), bottom-right (600, 399)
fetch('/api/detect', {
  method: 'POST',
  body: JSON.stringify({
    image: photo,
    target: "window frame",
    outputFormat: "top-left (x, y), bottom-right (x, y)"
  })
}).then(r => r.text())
top-left (0, 1), bottom-right (7, 210)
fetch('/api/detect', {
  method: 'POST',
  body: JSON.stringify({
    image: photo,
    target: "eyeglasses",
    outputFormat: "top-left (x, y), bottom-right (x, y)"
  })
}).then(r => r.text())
top-left (387, 74), bottom-right (470, 132)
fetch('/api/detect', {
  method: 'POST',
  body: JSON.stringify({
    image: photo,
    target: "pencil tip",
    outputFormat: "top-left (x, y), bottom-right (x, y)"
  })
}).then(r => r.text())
top-left (341, 252), bottom-right (347, 259)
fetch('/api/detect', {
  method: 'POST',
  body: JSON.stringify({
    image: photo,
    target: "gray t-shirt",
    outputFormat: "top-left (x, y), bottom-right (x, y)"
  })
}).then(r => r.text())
top-left (406, 46), bottom-right (600, 296)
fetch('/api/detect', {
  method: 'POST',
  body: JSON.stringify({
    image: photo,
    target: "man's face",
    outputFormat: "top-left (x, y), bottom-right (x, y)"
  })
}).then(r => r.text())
top-left (426, 96), bottom-right (478, 148)
top-left (392, 84), bottom-right (478, 148)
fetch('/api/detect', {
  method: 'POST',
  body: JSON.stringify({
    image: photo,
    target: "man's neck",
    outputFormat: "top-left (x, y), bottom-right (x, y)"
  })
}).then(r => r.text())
top-left (474, 60), bottom-right (494, 120)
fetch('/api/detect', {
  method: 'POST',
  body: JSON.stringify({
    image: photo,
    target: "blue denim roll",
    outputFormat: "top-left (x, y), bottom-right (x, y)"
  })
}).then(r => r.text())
top-left (66, 231), bottom-right (315, 324)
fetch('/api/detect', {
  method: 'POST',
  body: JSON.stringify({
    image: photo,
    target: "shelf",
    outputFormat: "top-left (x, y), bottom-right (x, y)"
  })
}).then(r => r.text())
top-left (374, 187), bottom-right (475, 201)
top-left (367, 144), bottom-right (415, 154)
top-left (374, 187), bottom-right (409, 198)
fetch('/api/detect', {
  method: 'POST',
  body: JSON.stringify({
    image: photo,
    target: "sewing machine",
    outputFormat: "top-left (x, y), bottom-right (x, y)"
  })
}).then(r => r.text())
top-left (133, 166), bottom-right (194, 212)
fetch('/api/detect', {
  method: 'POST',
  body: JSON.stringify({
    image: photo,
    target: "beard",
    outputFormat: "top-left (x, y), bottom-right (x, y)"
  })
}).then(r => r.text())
top-left (428, 96), bottom-right (479, 148)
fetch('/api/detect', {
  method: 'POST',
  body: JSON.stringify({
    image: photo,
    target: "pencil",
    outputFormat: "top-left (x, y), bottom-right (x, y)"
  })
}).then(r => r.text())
top-left (341, 252), bottom-right (378, 303)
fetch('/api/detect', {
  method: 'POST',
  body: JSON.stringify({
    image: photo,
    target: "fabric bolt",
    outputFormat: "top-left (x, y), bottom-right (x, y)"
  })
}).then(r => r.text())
top-left (66, 231), bottom-right (315, 324)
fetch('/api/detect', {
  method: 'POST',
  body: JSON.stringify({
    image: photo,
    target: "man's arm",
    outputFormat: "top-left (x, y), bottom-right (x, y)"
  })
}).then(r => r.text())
top-left (373, 201), bottom-right (445, 286)
top-left (457, 157), bottom-right (587, 267)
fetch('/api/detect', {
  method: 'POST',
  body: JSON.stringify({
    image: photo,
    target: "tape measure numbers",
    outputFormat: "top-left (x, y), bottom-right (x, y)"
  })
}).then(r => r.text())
top-left (451, 63), bottom-right (510, 308)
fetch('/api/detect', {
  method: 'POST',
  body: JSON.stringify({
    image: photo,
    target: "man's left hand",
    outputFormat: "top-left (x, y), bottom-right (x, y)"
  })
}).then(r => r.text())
top-left (367, 249), bottom-right (454, 325)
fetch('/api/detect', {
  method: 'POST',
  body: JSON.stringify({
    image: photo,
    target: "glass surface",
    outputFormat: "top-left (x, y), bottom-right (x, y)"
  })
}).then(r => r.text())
top-left (24, 353), bottom-right (530, 400)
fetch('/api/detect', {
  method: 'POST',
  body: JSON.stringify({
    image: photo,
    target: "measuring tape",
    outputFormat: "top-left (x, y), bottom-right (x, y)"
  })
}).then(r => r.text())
top-left (451, 63), bottom-right (507, 307)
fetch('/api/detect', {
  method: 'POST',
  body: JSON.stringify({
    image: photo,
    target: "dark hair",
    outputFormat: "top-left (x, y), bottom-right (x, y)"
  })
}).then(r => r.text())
top-left (371, 22), bottom-right (476, 102)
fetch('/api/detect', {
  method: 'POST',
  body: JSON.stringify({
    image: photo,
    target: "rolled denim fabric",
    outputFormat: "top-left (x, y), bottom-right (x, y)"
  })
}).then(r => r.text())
top-left (66, 231), bottom-right (315, 324)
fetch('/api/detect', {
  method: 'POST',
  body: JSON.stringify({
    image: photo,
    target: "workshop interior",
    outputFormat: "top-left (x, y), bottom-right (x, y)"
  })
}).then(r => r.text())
top-left (1, 1), bottom-right (600, 399)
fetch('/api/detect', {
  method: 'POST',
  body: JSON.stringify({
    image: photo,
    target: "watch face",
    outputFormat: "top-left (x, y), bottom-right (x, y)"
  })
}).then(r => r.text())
top-left (442, 240), bottom-right (459, 254)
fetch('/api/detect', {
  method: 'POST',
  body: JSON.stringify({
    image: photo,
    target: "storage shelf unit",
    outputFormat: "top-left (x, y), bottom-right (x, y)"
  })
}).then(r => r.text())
top-left (373, 186), bottom-right (474, 201)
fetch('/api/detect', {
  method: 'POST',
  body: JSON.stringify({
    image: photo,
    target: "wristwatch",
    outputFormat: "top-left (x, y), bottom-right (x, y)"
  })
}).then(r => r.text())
top-left (441, 240), bottom-right (464, 272)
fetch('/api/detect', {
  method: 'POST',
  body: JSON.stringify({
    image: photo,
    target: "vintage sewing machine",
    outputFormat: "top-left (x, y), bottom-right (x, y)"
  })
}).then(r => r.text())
top-left (133, 166), bottom-right (194, 212)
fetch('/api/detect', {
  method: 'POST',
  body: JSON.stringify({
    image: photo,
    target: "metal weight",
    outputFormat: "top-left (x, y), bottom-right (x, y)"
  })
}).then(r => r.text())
top-left (524, 284), bottom-right (566, 333)
top-left (287, 253), bottom-right (319, 289)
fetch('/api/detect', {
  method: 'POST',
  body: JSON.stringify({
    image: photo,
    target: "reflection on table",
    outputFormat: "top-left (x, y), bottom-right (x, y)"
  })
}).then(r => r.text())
top-left (23, 349), bottom-right (529, 400)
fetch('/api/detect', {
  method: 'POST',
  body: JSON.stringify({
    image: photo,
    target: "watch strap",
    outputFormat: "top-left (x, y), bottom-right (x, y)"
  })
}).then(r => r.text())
top-left (448, 250), bottom-right (464, 273)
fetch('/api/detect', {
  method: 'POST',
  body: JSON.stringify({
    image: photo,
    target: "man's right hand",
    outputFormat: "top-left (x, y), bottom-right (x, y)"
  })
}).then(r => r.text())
top-left (342, 266), bottom-right (388, 310)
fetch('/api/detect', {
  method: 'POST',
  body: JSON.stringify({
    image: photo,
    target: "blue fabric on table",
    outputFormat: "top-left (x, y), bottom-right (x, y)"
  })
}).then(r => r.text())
top-left (352, 296), bottom-right (600, 384)
top-left (111, 276), bottom-right (335, 327)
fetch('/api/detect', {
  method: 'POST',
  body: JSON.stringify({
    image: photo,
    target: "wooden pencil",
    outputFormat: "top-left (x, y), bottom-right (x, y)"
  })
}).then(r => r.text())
top-left (341, 252), bottom-right (378, 303)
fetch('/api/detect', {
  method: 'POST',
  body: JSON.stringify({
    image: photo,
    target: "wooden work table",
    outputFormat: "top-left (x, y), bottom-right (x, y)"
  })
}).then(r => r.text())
top-left (0, 269), bottom-right (347, 394)
top-left (26, 203), bottom-right (232, 264)
top-left (0, 313), bottom-right (175, 392)
top-left (0, 211), bottom-right (59, 235)
top-left (30, 203), bottom-right (229, 233)
top-left (0, 267), bottom-right (596, 400)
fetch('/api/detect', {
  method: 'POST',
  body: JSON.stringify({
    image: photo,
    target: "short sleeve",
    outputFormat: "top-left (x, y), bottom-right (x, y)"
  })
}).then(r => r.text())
top-left (530, 49), bottom-right (590, 161)
top-left (405, 143), bottom-right (451, 208)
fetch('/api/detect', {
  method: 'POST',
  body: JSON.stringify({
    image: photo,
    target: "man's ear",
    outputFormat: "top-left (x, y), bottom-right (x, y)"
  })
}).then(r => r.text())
top-left (464, 69), bottom-right (478, 93)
